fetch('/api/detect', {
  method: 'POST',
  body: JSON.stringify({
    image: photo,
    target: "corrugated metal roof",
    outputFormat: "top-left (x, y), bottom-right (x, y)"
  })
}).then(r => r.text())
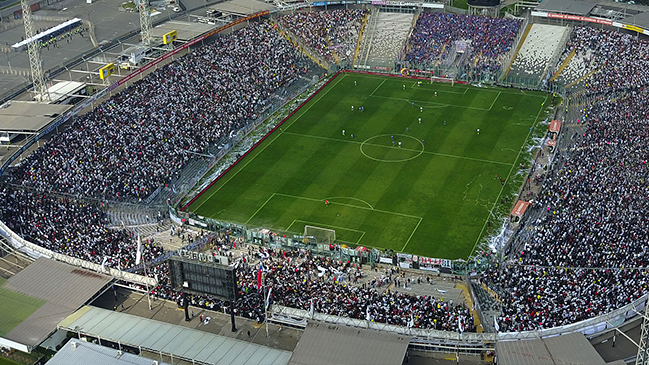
top-left (621, 12), bottom-right (649, 30)
top-left (536, 0), bottom-right (595, 16)
top-left (2, 258), bottom-right (111, 349)
top-left (288, 321), bottom-right (410, 365)
top-left (48, 339), bottom-right (171, 365)
top-left (496, 332), bottom-right (607, 365)
top-left (59, 306), bottom-right (291, 365)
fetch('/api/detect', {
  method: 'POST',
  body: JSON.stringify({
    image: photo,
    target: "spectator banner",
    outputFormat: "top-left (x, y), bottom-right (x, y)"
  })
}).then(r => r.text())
top-left (622, 23), bottom-right (647, 35)
top-left (510, 200), bottom-right (531, 218)
top-left (545, 12), bottom-right (613, 26)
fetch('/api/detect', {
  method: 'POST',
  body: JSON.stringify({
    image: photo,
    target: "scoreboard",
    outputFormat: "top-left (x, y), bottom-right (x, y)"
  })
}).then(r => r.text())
top-left (168, 255), bottom-right (237, 301)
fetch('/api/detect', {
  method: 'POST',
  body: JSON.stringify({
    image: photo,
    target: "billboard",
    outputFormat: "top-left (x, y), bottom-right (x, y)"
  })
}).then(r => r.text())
top-left (98, 63), bottom-right (115, 80)
top-left (168, 255), bottom-right (237, 301)
top-left (163, 30), bottom-right (177, 45)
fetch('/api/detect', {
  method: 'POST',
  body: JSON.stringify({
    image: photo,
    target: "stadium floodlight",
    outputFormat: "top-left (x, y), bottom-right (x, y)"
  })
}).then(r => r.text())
top-left (304, 225), bottom-right (336, 246)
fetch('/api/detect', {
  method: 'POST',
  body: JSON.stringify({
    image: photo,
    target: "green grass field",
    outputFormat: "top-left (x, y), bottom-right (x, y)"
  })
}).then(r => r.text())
top-left (0, 277), bottom-right (45, 337)
top-left (188, 72), bottom-right (550, 259)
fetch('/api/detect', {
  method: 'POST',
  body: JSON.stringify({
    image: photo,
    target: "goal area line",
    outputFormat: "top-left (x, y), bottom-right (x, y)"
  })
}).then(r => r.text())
top-left (246, 192), bottom-right (422, 250)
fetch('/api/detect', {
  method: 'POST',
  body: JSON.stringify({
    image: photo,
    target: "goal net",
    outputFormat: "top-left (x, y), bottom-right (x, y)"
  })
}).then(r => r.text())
top-left (304, 225), bottom-right (336, 246)
top-left (431, 76), bottom-right (454, 86)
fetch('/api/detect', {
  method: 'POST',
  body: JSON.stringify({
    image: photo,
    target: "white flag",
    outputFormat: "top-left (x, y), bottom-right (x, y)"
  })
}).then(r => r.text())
top-left (366, 306), bottom-right (371, 321)
top-left (310, 299), bottom-right (314, 317)
top-left (494, 316), bottom-right (500, 332)
top-left (265, 288), bottom-right (273, 311)
top-left (101, 256), bottom-right (108, 267)
top-left (135, 234), bottom-right (142, 265)
top-left (458, 318), bottom-right (464, 333)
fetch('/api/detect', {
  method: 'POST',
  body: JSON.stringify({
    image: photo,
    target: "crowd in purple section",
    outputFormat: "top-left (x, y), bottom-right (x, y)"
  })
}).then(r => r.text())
top-left (404, 12), bottom-right (520, 75)
top-left (150, 245), bottom-right (474, 332)
top-left (278, 9), bottom-right (367, 66)
top-left (481, 26), bottom-right (649, 332)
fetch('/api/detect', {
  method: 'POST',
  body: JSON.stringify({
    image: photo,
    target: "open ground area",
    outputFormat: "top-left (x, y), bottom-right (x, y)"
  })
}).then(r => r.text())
top-left (0, 277), bottom-right (45, 337)
top-left (169, 73), bottom-right (548, 259)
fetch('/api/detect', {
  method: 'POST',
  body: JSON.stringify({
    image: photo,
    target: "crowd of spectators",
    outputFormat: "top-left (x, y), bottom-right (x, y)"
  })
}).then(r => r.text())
top-left (8, 21), bottom-right (314, 203)
top-left (481, 27), bottom-right (649, 332)
top-left (8, 13), bottom-right (649, 334)
top-left (404, 12), bottom-right (520, 76)
top-left (278, 9), bottom-right (367, 66)
top-left (0, 20), bottom-right (315, 275)
top-left (151, 247), bottom-right (474, 332)
top-left (0, 186), bottom-right (163, 269)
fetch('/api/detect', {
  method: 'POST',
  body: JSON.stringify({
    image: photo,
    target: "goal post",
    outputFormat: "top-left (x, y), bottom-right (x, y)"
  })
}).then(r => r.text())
top-left (431, 76), bottom-right (454, 86)
top-left (304, 225), bottom-right (336, 245)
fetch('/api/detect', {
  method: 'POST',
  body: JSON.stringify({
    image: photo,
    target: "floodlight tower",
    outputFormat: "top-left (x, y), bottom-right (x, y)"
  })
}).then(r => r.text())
top-left (139, 0), bottom-right (152, 46)
top-left (637, 302), bottom-right (649, 365)
top-left (21, 0), bottom-right (50, 101)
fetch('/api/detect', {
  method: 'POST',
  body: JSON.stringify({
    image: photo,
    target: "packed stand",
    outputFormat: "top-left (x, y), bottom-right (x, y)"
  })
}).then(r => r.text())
top-left (7, 21), bottom-right (315, 203)
top-left (481, 28), bottom-right (649, 332)
top-left (151, 247), bottom-right (474, 332)
top-left (278, 9), bottom-right (367, 66)
top-left (0, 186), bottom-right (163, 270)
top-left (404, 12), bottom-right (520, 75)
top-left (0, 20), bottom-right (316, 271)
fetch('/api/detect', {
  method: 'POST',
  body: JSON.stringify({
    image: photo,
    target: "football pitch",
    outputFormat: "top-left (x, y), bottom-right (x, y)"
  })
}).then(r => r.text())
top-left (188, 72), bottom-right (550, 259)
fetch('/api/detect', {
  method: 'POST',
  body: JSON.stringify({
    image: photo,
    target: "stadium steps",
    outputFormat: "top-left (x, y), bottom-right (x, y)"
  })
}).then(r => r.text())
top-left (271, 20), bottom-right (331, 71)
top-left (325, 35), bottom-right (341, 66)
top-left (356, 8), bottom-right (380, 66)
top-left (502, 23), bottom-right (533, 78)
top-left (550, 48), bottom-right (576, 82)
top-left (457, 281), bottom-right (483, 333)
top-left (566, 65), bottom-right (603, 88)
top-left (473, 51), bottom-right (482, 67)
top-left (352, 11), bottom-right (371, 66)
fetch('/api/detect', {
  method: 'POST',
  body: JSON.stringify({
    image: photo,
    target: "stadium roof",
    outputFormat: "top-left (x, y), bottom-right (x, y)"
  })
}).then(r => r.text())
top-left (209, 0), bottom-right (275, 16)
top-left (288, 321), bottom-right (410, 365)
top-left (151, 21), bottom-right (217, 41)
top-left (0, 101), bottom-right (72, 132)
top-left (621, 11), bottom-right (649, 30)
top-left (47, 339), bottom-right (171, 365)
top-left (45, 81), bottom-right (86, 104)
top-left (496, 332), bottom-right (608, 365)
top-left (58, 306), bottom-right (292, 365)
top-left (536, 0), bottom-right (596, 16)
top-left (1, 258), bottom-right (112, 351)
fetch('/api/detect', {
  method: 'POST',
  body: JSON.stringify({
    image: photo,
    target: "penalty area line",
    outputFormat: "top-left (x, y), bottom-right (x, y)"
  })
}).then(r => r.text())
top-left (401, 217), bottom-right (423, 252)
top-left (245, 193), bottom-right (276, 225)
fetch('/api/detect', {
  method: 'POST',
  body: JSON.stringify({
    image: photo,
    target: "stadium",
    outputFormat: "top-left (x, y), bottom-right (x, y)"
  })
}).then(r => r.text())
top-left (0, 0), bottom-right (648, 363)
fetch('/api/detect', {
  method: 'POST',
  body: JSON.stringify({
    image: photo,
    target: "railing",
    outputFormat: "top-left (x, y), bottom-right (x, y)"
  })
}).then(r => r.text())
top-left (499, 15), bottom-right (530, 82)
top-left (270, 290), bottom-right (647, 344)
top-left (0, 219), bottom-right (155, 286)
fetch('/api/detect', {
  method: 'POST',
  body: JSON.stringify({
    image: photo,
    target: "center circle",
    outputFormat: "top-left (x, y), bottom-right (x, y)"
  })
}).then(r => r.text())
top-left (360, 134), bottom-right (425, 162)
